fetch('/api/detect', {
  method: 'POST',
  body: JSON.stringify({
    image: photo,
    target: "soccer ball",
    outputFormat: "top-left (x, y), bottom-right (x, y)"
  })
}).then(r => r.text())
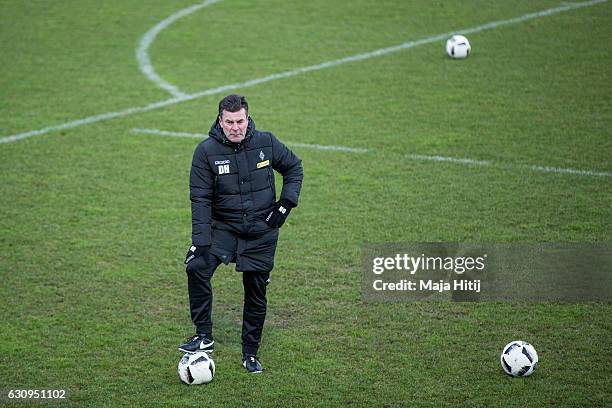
top-left (178, 352), bottom-right (215, 384)
top-left (500, 341), bottom-right (538, 377)
top-left (446, 35), bottom-right (471, 59)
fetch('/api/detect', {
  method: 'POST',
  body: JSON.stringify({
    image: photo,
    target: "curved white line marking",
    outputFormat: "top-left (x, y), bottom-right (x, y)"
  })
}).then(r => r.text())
top-left (136, 0), bottom-right (222, 98)
top-left (1, 0), bottom-right (608, 147)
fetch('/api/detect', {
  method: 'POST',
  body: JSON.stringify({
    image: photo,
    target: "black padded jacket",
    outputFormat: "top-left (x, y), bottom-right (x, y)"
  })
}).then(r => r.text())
top-left (190, 118), bottom-right (303, 246)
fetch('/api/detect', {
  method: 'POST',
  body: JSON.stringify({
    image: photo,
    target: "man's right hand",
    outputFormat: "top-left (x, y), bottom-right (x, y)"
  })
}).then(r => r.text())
top-left (184, 245), bottom-right (210, 264)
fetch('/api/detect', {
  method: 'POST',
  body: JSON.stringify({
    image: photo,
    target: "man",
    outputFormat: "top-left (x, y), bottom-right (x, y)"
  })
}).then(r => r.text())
top-left (180, 94), bottom-right (303, 374)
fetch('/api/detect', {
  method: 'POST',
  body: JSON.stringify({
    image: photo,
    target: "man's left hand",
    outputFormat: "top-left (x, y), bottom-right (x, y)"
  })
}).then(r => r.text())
top-left (184, 245), bottom-right (210, 264)
top-left (265, 199), bottom-right (293, 228)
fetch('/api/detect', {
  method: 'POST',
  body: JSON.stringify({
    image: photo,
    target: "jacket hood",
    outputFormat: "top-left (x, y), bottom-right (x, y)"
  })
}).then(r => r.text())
top-left (208, 117), bottom-right (256, 146)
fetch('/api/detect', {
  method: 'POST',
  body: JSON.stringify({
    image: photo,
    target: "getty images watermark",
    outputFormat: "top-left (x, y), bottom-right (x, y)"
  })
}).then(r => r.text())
top-left (372, 252), bottom-right (485, 293)
top-left (362, 243), bottom-right (611, 302)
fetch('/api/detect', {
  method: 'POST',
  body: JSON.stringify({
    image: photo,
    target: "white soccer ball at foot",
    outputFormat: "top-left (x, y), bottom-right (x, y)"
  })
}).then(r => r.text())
top-left (178, 352), bottom-right (215, 384)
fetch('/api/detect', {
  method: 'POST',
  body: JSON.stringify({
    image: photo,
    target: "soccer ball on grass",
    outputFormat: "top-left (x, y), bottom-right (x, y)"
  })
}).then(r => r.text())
top-left (178, 352), bottom-right (215, 384)
top-left (500, 340), bottom-right (538, 377)
top-left (446, 35), bottom-right (471, 59)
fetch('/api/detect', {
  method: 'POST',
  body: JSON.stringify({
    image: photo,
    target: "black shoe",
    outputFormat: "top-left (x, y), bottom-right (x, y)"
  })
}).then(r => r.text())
top-left (178, 335), bottom-right (214, 354)
top-left (242, 355), bottom-right (263, 373)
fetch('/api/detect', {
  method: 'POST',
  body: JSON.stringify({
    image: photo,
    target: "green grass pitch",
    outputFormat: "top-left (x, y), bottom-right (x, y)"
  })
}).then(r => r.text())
top-left (0, 0), bottom-right (610, 406)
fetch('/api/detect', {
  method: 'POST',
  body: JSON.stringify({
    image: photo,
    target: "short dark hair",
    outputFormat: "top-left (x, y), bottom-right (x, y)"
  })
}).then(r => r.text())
top-left (218, 94), bottom-right (248, 118)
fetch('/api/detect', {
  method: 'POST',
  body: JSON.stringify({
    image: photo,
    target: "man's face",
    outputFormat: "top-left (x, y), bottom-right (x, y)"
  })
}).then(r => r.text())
top-left (219, 108), bottom-right (248, 143)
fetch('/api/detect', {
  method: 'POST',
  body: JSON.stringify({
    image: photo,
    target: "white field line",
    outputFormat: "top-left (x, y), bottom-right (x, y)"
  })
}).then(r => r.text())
top-left (132, 127), bottom-right (208, 138)
top-left (519, 164), bottom-right (611, 177)
top-left (136, 0), bottom-right (222, 98)
top-left (407, 154), bottom-right (491, 166)
top-left (0, 0), bottom-right (608, 145)
top-left (131, 128), bottom-right (369, 152)
top-left (132, 128), bottom-right (611, 177)
top-left (287, 142), bottom-right (369, 153)
top-left (403, 154), bottom-right (612, 177)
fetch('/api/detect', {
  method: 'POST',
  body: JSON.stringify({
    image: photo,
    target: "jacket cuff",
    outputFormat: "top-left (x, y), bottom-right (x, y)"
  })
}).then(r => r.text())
top-left (279, 189), bottom-right (299, 207)
top-left (192, 224), bottom-right (212, 246)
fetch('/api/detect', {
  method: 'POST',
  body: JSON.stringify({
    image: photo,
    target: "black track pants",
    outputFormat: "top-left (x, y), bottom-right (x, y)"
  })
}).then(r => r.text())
top-left (241, 271), bottom-right (270, 356)
top-left (186, 254), bottom-right (269, 356)
top-left (186, 253), bottom-right (220, 338)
